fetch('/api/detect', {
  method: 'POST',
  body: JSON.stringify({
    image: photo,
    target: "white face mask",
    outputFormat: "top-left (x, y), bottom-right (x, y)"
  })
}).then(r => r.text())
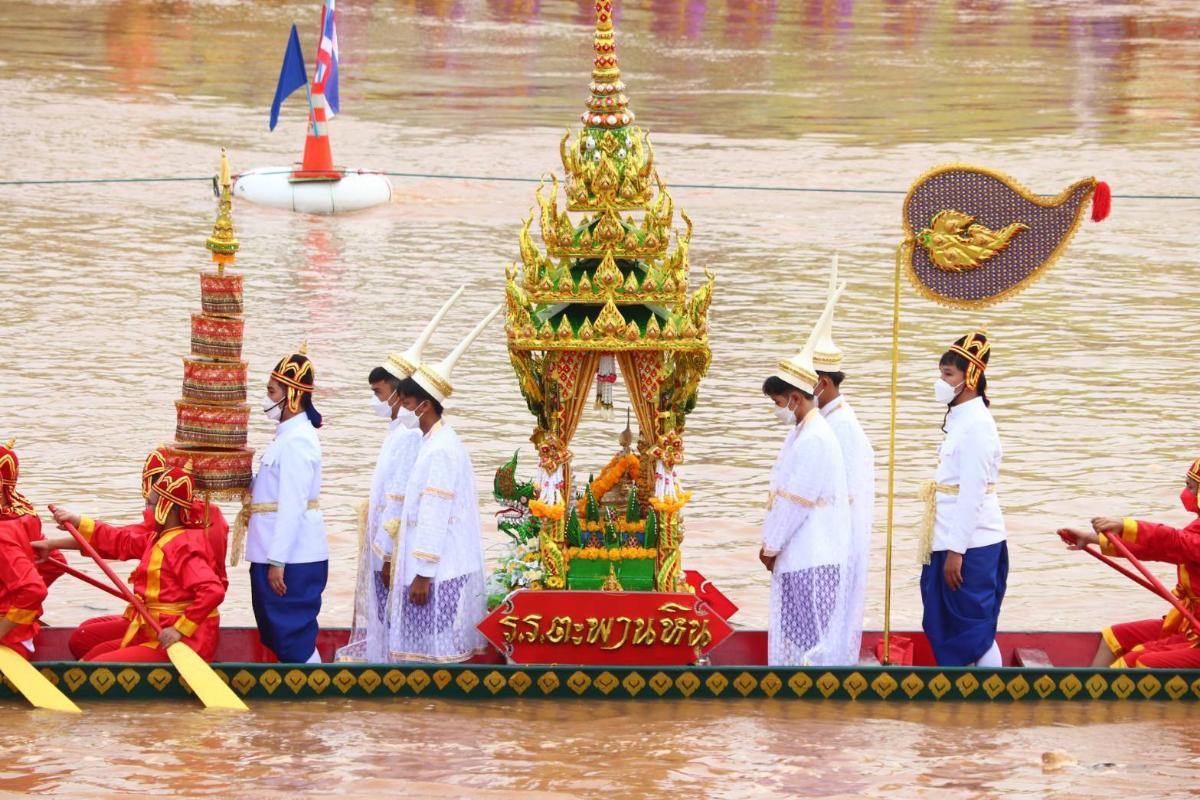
top-left (773, 401), bottom-right (797, 425)
top-left (812, 387), bottom-right (822, 409)
top-left (262, 396), bottom-right (284, 421)
top-left (934, 378), bottom-right (963, 405)
top-left (372, 390), bottom-right (396, 419)
top-left (396, 404), bottom-right (422, 430)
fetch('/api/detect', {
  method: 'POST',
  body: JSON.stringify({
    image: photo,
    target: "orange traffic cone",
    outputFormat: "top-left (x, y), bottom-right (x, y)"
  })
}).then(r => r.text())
top-left (291, 93), bottom-right (342, 182)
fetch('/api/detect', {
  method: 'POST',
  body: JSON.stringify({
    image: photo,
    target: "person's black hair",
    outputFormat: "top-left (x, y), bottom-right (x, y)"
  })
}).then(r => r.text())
top-left (302, 393), bottom-right (323, 429)
top-left (816, 370), bottom-right (845, 388)
top-left (397, 377), bottom-right (444, 417)
top-left (761, 375), bottom-right (813, 400)
top-left (367, 366), bottom-right (404, 393)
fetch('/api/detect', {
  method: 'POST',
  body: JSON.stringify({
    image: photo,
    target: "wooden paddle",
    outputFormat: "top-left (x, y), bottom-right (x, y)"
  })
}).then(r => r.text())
top-left (56, 561), bottom-right (127, 601)
top-left (1058, 530), bottom-right (1157, 593)
top-left (64, 522), bottom-right (248, 711)
top-left (0, 644), bottom-right (81, 712)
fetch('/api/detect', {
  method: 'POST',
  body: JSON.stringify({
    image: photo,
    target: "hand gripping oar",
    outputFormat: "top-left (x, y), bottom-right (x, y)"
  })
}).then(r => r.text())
top-left (64, 522), bottom-right (248, 711)
top-left (0, 645), bottom-right (81, 712)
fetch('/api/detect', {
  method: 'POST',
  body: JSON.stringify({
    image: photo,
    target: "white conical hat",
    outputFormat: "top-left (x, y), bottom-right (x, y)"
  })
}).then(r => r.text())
top-left (774, 261), bottom-right (846, 393)
top-left (414, 305), bottom-right (503, 403)
top-left (812, 254), bottom-right (846, 373)
top-left (382, 286), bottom-right (465, 380)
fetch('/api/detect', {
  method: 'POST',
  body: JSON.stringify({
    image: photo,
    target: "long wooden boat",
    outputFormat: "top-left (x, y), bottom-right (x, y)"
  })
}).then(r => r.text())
top-left (7, 627), bottom-right (1199, 703)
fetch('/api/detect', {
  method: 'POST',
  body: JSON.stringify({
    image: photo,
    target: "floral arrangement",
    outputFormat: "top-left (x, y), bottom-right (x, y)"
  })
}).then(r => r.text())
top-left (486, 538), bottom-right (545, 608)
top-left (564, 546), bottom-right (657, 561)
top-left (575, 452), bottom-right (640, 517)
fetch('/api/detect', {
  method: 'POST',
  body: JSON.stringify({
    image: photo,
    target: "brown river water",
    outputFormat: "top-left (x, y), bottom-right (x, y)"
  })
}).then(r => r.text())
top-left (2, 0), bottom-right (1199, 796)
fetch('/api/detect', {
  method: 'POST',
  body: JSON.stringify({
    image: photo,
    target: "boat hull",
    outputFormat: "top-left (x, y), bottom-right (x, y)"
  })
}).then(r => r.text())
top-left (8, 628), bottom-right (1200, 703)
top-left (233, 167), bottom-right (392, 214)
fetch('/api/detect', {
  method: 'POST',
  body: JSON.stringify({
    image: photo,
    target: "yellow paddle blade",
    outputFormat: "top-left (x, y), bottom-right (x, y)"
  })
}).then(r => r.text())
top-left (166, 642), bottom-right (248, 711)
top-left (0, 644), bottom-right (81, 713)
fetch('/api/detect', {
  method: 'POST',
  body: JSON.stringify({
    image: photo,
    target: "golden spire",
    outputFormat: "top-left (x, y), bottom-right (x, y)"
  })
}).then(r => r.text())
top-left (4, 438), bottom-right (14, 450)
top-left (299, 340), bottom-right (308, 356)
top-left (206, 148), bottom-right (240, 274)
top-left (580, 1), bottom-right (634, 131)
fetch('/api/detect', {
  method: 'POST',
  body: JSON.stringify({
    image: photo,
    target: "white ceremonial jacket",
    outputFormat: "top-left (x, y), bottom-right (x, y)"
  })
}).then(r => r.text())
top-left (246, 414), bottom-right (329, 565)
top-left (933, 396), bottom-right (1006, 554)
top-left (396, 422), bottom-right (485, 585)
top-left (368, 420), bottom-right (423, 568)
top-left (821, 395), bottom-right (875, 555)
top-left (762, 408), bottom-right (852, 574)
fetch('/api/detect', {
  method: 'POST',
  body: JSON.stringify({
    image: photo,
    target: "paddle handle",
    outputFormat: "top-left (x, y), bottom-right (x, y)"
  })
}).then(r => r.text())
top-left (1101, 529), bottom-right (1200, 633)
top-left (56, 561), bottom-right (128, 601)
top-left (64, 522), bottom-right (163, 636)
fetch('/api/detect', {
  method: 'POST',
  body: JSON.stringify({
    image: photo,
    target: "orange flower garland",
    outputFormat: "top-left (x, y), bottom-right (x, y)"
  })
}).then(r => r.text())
top-left (529, 499), bottom-right (565, 520)
top-left (576, 452), bottom-right (640, 517)
top-left (650, 491), bottom-right (693, 515)
top-left (564, 546), bottom-right (657, 561)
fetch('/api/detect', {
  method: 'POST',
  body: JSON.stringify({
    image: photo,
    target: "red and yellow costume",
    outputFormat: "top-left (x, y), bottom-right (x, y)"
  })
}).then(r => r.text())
top-left (1102, 510), bottom-right (1200, 669)
top-left (69, 450), bottom-right (228, 659)
top-left (0, 439), bottom-right (60, 658)
top-left (78, 464), bottom-right (226, 663)
top-left (0, 519), bottom-right (47, 657)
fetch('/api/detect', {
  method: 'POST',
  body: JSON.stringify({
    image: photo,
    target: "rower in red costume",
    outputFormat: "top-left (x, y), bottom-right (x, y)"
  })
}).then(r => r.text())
top-left (0, 439), bottom-right (67, 589)
top-left (38, 462), bottom-right (225, 662)
top-left (49, 448), bottom-right (228, 659)
top-left (0, 440), bottom-right (53, 659)
top-left (1060, 456), bottom-right (1200, 669)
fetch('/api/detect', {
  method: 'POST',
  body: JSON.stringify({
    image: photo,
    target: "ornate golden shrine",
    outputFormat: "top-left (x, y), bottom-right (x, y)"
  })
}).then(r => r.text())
top-left (503, 1), bottom-right (713, 593)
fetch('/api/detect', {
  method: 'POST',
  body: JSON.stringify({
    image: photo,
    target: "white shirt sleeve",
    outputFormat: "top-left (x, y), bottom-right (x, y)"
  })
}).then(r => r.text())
top-left (267, 439), bottom-right (317, 565)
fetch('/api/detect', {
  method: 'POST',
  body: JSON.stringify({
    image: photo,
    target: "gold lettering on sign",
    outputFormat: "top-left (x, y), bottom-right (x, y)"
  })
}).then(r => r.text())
top-left (494, 610), bottom-right (714, 651)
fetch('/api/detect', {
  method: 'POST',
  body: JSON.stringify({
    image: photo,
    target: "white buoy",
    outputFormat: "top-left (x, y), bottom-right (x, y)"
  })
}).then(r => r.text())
top-left (233, 168), bottom-right (393, 214)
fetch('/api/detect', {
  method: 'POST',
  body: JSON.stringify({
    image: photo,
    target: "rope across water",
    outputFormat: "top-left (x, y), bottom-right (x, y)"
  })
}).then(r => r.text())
top-left (0, 171), bottom-right (1195, 200)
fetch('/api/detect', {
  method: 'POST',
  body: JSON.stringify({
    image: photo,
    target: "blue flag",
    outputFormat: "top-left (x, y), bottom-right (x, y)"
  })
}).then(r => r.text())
top-left (269, 24), bottom-right (308, 131)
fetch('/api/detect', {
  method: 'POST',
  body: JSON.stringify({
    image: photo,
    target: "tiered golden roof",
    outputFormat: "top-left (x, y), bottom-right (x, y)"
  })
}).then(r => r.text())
top-left (505, 3), bottom-right (712, 355)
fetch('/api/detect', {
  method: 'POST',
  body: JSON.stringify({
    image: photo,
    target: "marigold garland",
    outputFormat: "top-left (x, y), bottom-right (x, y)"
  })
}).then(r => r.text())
top-left (649, 491), bottom-right (693, 515)
top-left (564, 546), bottom-right (657, 561)
top-left (576, 452), bottom-right (641, 517)
top-left (529, 499), bottom-right (565, 520)
top-left (580, 518), bottom-right (645, 534)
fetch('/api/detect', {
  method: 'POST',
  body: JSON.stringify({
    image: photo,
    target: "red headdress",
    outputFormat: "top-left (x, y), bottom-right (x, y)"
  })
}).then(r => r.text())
top-left (151, 461), bottom-right (195, 527)
top-left (0, 438), bottom-right (35, 517)
top-left (141, 447), bottom-right (171, 500)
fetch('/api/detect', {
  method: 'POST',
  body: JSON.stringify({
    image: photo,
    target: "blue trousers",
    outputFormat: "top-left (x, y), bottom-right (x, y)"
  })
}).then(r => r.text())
top-left (920, 542), bottom-right (1008, 666)
top-left (250, 561), bottom-right (328, 663)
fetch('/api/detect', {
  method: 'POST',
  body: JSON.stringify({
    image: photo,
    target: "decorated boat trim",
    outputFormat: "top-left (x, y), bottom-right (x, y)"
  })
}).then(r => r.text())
top-left (6, 661), bottom-right (1200, 702)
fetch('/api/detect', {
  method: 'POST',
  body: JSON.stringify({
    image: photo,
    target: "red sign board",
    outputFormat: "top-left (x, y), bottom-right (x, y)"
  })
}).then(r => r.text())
top-left (684, 570), bottom-right (738, 621)
top-left (476, 590), bottom-right (734, 666)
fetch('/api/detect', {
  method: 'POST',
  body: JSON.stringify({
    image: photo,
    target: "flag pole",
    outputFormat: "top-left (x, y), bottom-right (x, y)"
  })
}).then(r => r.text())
top-left (881, 242), bottom-right (904, 665)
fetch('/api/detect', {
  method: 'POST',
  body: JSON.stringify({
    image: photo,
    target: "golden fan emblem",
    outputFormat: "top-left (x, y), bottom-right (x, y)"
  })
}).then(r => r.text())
top-left (916, 210), bottom-right (1028, 273)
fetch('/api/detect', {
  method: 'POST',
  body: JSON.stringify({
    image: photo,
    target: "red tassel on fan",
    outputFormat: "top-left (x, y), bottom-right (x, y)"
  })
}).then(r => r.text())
top-left (1091, 180), bottom-right (1111, 222)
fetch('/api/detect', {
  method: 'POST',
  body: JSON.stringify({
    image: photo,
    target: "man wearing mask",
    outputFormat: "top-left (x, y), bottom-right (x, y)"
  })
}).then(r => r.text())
top-left (50, 447), bottom-right (229, 659)
top-left (36, 464), bottom-right (226, 662)
top-left (760, 334), bottom-right (853, 666)
top-left (336, 288), bottom-right (463, 663)
top-left (386, 307), bottom-right (499, 663)
top-left (919, 328), bottom-right (1007, 668)
top-left (808, 257), bottom-right (874, 664)
top-left (1060, 456), bottom-right (1200, 669)
top-left (233, 345), bottom-right (327, 664)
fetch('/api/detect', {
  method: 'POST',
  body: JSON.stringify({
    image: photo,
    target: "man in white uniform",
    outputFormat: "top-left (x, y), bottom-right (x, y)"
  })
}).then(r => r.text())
top-left (386, 306), bottom-right (500, 663)
top-left (236, 345), bottom-right (328, 664)
top-left (919, 328), bottom-right (1007, 667)
top-left (809, 256), bottom-right (875, 664)
top-left (336, 288), bottom-right (463, 663)
top-left (760, 334), bottom-right (853, 666)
